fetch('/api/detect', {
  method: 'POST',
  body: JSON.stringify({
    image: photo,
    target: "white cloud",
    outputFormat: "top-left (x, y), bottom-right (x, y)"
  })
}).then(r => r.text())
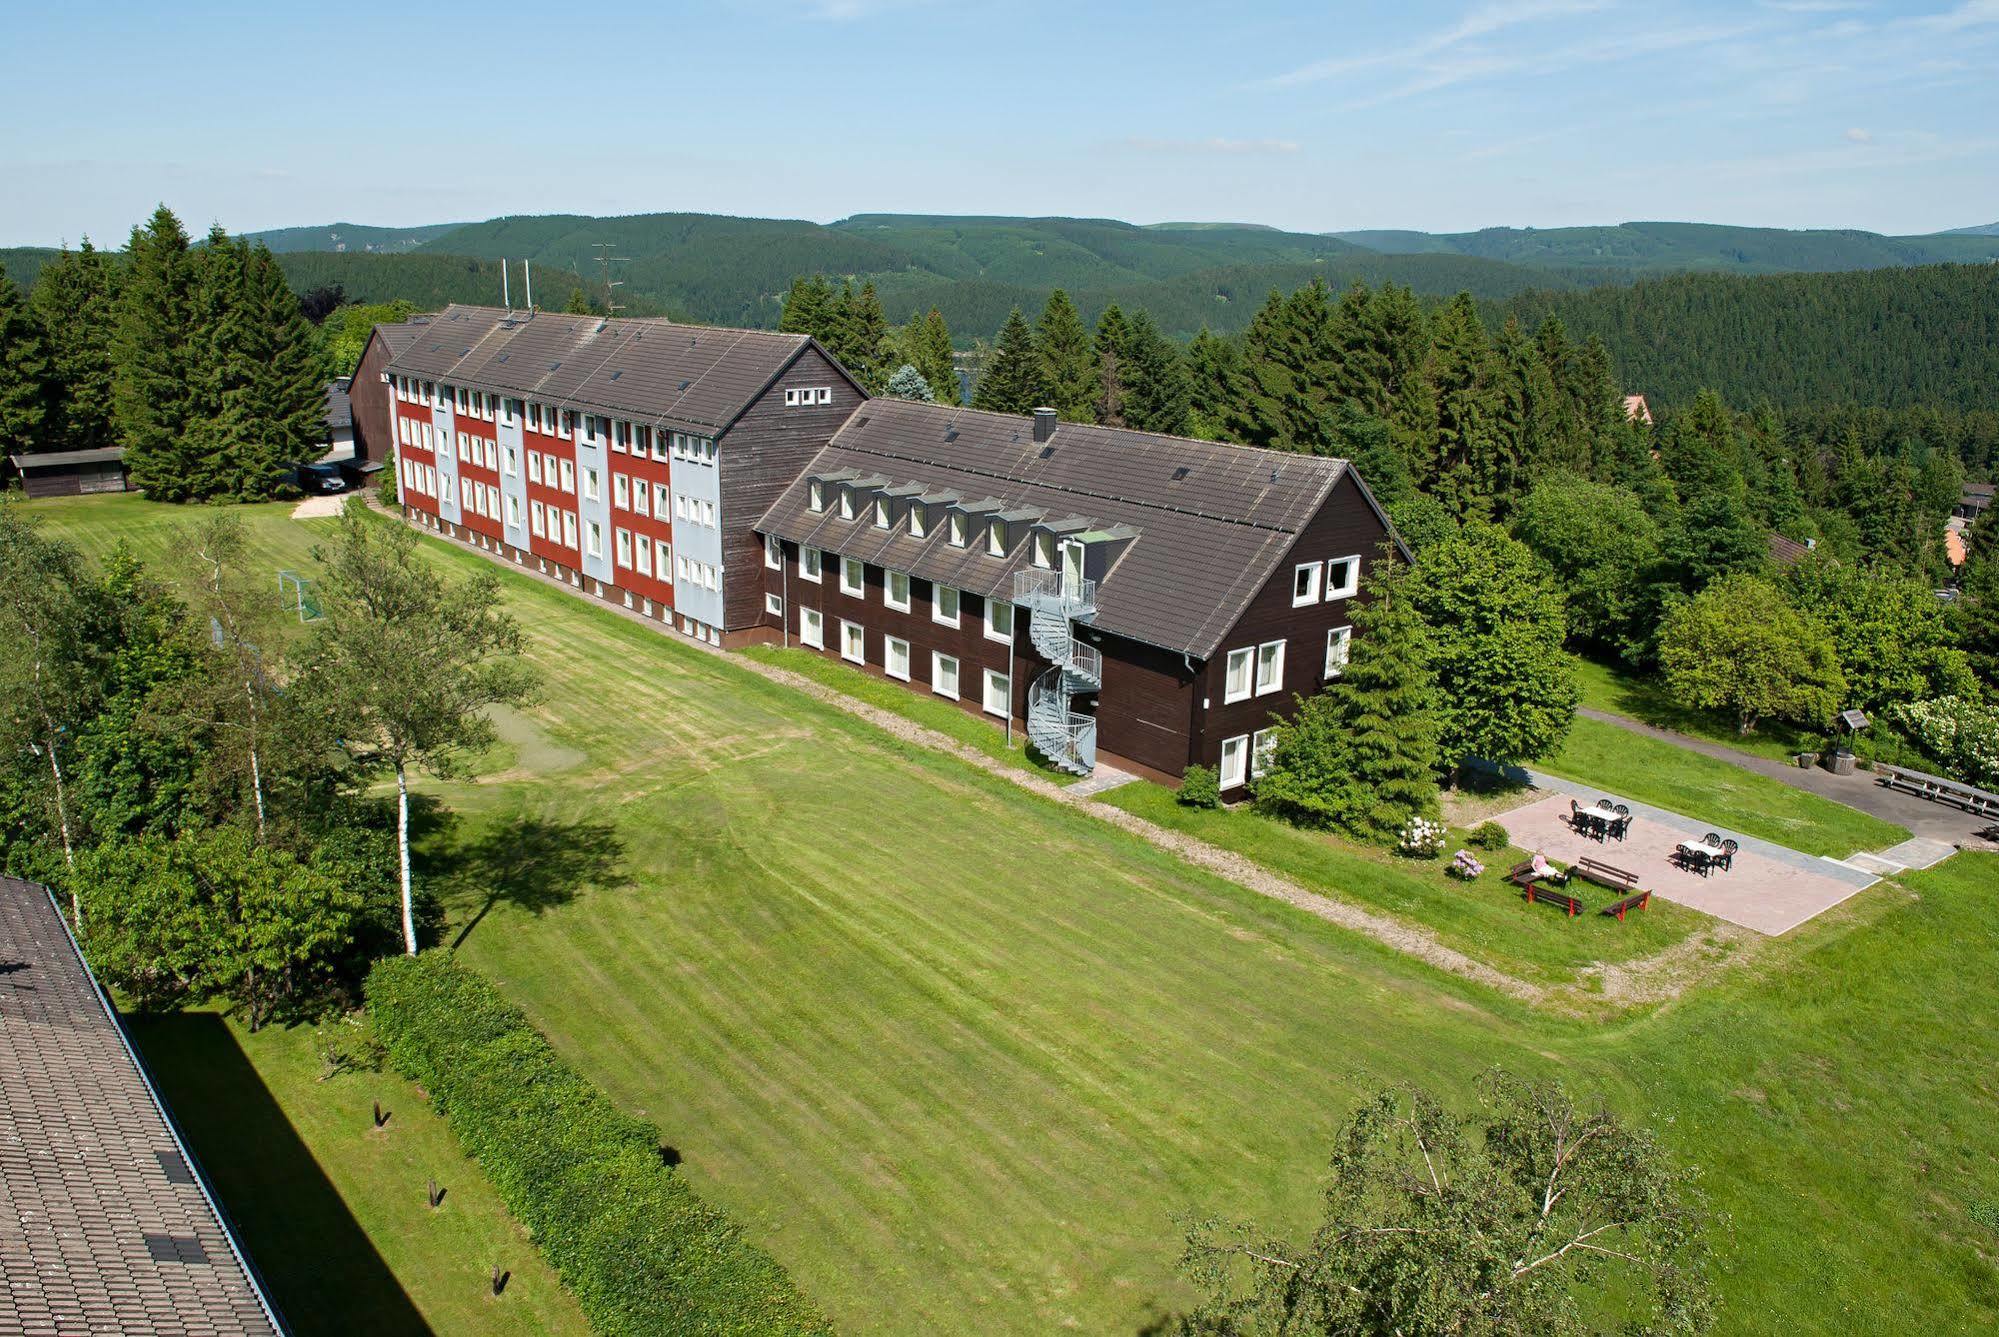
top-left (1845, 127), bottom-right (1873, 142)
top-left (1264, 0), bottom-right (1612, 88)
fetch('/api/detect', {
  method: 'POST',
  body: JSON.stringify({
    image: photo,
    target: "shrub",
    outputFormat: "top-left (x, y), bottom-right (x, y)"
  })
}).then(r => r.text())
top-left (1893, 696), bottom-right (1999, 789)
top-left (1447, 849), bottom-right (1486, 881)
top-left (366, 953), bottom-right (829, 1336)
top-left (1468, 820), bottom-right (1510, 851)
top-left (1397, 817), bottom-right (1446, 858)
top-left (377, 447), bottom-right (399, 508)
top-left (1178, 764), bottom-right (1222, 808)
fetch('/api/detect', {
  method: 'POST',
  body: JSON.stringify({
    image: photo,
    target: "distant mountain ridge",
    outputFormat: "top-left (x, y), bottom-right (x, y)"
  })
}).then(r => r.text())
top-left (1325, 220), bottom-right (1999, 275)
top-left (1941, 222), bottom-right (1999, 236)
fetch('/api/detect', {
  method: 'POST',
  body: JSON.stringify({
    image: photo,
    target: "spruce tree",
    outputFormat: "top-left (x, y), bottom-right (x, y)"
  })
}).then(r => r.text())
top-left (971, 308), bottom-right (1046, 415)
top-left (0, 266), bottom-right (52, 454)
top-left (909, 308), bottom-right (957, 405)
top-left (242, 243), bottom-right (327, 495)
top-left (779, 275), bottom-right (833, 339)
top-left (1255, 554), bottom-right (1438, 843)
top-left (113, 206), bottom-right (202, 500)
top-left (1034, 289), bottom-right (1095, 422)
top-left (1425, 292), bottom-right (1503, 519)
top-left (1092, 304), bottom-right (1132, 427)
top-left (1184, 328), bottom-right (1243, 441)
top-left (883, 365), bottom-right (935, 401)
top-left (1120, 310), bottom-right (1190, 436)
top-left (28, 239), bottom-right (118, 454)
top-left (839, 281), bottom-right (892, 394)
top-left (183, 229), bottom-right (254, 501)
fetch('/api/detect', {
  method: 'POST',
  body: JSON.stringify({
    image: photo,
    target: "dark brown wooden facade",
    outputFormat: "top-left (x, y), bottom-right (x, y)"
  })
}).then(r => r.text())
top-left (7, 449), bottom-right (130, 498)
top-left (348, 326), bottom-right (401, 467)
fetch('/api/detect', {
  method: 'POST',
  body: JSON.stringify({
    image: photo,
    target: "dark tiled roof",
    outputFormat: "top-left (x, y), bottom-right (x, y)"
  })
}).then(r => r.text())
top-left (0, 878), bottom-right (282, 1335)
top-left (8, 447), bottom-right (126, 469)
top-left (383, 304), bottom-right (837, 437)
top-left (324, 378), bottom-right (353, 431)
top-left (1768, 531), bottom-right (1812, 567)
top-left (375, 317), bottom-right (429, 357)
top-left (758, 399), bottom-right (1353, 659)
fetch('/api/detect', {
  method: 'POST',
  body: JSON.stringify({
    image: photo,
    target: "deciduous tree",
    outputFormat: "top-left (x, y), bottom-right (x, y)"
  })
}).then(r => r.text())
top-left (1658, 574), bottom-right (1844, 733)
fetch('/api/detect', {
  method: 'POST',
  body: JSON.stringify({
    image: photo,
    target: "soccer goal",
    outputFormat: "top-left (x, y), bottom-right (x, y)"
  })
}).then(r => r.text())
top-left (276, 570), bottom-right (323, 623)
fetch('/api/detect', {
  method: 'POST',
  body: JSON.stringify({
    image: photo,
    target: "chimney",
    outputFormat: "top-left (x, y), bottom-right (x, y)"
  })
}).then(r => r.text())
top-left (1032, 407), bottom-right (1057, 443)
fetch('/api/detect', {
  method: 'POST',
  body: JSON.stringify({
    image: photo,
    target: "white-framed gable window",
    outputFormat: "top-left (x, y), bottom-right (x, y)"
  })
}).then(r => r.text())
top-left (838, 489), bottom-right (855, 521)
top-left (1032, 532), bottom-right (1053, 568)
top-left (800, 546), bottom-right (823, 583)
top-left (932, 584), bottom-right (960, 627)
top-left (986, 521), bottom-right (1006, 557)
top-left (885, 570), bottom-right (911, 613)
top-left (884, 635), bottom-right (911, 681)
top-left (947, 513), bottom-right (967, 548)
top-left (909, 505), bottom-right (928, 539)
top-left (931, 652), bottom-right (960, 700)
top-left (799, 606), bottom-right (824, 648)
top-left (1223, 647), bottom-right (1255, 704)
top-left (1292, 561), bottom-right (1323, 606)
top-left (809, 480), bottom-right (824, 512)
top-left (874, 499), bottom-right (890, 530)
top-left (1219, 735), bottom-right (1249, 790)
top-left (765, 534), bottom-right (782, 570)
top-left (1255, 639), bottom-right (1286, 696)
top-left (1325, 625), bottom-right (1353, 679)
top-left (840, 619), bottom-right (865, 664)
top-left (985, 599), bottom-right (1014, 644)
top-left (1326, 555), bottom-right (1361, 600)
top-left (840, 557), bottom-right (865, 597)
top-left (982, 668), bottom-right (1009, 718)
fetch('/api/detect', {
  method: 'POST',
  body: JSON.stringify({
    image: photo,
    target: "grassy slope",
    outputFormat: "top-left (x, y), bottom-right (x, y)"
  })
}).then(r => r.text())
top-left (31, 496), bottom-right (1999, 1334)
top-left (131, 1010), bottom-right (589, 1336)
top-left (1100, 781), bottom-right (1707, 988)
top-left (1572, 655), bottom-right (1819, 765)
top-left (1544, 716), bottom-right (1907, 858)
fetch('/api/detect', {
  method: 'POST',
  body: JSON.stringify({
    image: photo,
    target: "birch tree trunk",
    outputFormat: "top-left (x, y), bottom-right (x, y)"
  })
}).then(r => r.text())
top-left (397, 764), bottom-right (417, 955)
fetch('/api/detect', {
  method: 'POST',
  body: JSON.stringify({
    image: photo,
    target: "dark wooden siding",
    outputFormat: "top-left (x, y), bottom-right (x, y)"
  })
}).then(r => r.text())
top-left (771, 540), bottom-right (1022, 721)
top-left (1080, 627), bottom-right (1198, 779)
top-left (349, 331), bottom-right (397, 466)
top-left (1193, 473), bottom-right (1396, 787)
top-left (716, 347), bottom-right (866, 631)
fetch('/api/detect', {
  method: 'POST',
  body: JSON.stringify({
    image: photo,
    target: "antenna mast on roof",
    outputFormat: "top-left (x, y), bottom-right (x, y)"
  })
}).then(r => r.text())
top-left (501, 259), bottom-right (511, 310)
top-left (591, 241), bottom-right (629, 316)
top-left (524, 259), bottom-right (534, 311)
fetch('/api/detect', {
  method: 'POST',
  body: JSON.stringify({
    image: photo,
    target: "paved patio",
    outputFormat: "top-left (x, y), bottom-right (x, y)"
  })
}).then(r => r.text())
top-left (1497, 792), bottom-right (1875, 936)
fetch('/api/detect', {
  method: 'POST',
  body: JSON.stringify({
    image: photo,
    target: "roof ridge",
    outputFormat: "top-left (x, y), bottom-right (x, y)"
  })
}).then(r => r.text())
top-left (874, 397), bottom-right (1349, 471)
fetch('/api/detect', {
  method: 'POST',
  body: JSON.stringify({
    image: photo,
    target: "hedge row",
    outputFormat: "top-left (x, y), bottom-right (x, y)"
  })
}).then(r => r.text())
top-left (365, 952), bottom-right (831, 1335)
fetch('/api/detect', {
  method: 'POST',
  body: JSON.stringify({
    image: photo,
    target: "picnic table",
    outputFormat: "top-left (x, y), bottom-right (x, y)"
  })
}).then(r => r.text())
top-left (1875, 763), bottom-right (1999, 818)
top-left (1569, 798), bottom-right (1631, 842)
top-left (1675, 833), bottom-right (1737, 876)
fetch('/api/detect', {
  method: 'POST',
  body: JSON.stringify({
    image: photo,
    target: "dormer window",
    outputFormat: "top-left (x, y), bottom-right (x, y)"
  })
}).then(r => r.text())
top-left (809, 480), bottom-right (824, 513)
top-left (910, 505), bottom-right (928, 539)
top-left (1032, 532), bottom-right (1053, 568)
top-left (874, 499), bottom-right (890, 530)
top-left (948, 513), bottom-right (967, 548)
top-left (839, 490), bottom-right (855, 521)
top-left (986, 521), bottom-right (1006, 557)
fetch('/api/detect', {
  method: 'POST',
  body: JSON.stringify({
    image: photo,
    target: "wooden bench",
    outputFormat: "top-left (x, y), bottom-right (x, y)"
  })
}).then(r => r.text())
top-left (1523, 885), bottom-right (1585, 918)
top-left (1571, 858), bottom-right (1641, 893)
top-left (1875, 764), bottom-right (1999, 817)
top-left (1507, 859), bottom-right (1567, 889)
top-left (1600, 891), bottom-right (1651, 922)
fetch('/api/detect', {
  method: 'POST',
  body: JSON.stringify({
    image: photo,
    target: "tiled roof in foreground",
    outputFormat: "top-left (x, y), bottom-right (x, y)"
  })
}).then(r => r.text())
top-left (0, 877), bottom-right (282, 1335)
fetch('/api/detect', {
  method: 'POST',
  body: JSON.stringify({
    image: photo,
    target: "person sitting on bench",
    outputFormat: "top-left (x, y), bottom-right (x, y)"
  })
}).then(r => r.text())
top-left (1530, 852), bottom-right (1565, 884)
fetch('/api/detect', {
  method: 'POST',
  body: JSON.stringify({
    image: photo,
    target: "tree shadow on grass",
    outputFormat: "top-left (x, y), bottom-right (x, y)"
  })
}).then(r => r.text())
top-left (432, 811), bottom-right (627, 950)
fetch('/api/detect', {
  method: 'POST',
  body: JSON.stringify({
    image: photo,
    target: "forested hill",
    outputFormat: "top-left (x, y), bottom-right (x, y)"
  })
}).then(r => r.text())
top-left (1503, 263), bottom-right (1999, 413)
top-left (244, 221), bottom-right (465, 254)
top-left (1330, 221), bottom-right (1999, 276)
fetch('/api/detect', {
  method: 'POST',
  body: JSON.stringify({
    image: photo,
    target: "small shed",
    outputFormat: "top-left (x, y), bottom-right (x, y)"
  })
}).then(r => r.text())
top-left (6, 447), bottom-right (131, 498)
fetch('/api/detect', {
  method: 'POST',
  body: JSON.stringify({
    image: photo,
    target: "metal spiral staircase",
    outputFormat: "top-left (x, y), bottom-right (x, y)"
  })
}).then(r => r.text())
top-left (1014, 568), bottom-right (1100, 776)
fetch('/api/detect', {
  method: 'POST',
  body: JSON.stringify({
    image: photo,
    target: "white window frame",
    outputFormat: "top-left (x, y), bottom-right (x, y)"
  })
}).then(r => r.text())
top-left (909, 505), bottom-right (927, 539)
top-left (948, 513), bottom-right (967, 548)
top-left (1292, 561), bottom-right (1323, 607)
top-left (1223, 647), bottom-right (1255, 704)
top-left (932, 584), bottom-right (960, 627)
top-left (614, 474), bottom-right (630, 509)
top-left (808, 480), bottom-right (824, 513)
top-left (985, 599), bottom-right (1014, 644)
top-left (1032, 531), bottom-right (1053, 568)
top-left (1326, 555), bottom-right (1362, 600)
top-left (1219, 734), bottom-right (1249, 790)
top-left (931, 651), bottom-right (960, 700)
top-left (562, 511), bottom-right (577, 548)
top-left (838, 490), bottom-right (855, 521)
top-left (583, 467), bottom-right (600, 503)
top-left (885, 635), bottom-right (911, 682)
top-left (840, 557), bottom-right (865, 597)
top-left (799, 606), bottom-right (824, 649)
top-left (586, 521), bottom-right (603, 559)
top-left (635, 534), bottom-right (652, 576)
top-left (885, 570), bottom-right (911, 613)
top-left (614, 528), bottom-right (632, 568)
top-left (982, 668), bottom-right (1010, 719)
top-left (1254, 639), bottom-right (1286, 696)
top-left (986, 522), bottom-right (1006, 557)
top-left (764, 591), bottom-right (783, 616)
top-left (765, 533), bottom-right (782, 570)
top-left (800, 546), bottom-right (823, 583)
top-left (874, 499), bottom-right (890, 530)
top-left (1325, 625), bottom-right (1352, 679)
top-left (840, 619), bottom-right (866, 664)
top-left (559, 460), bottom-right (575, 493)
top-left (1251, 728), bottom-right (1278, 780)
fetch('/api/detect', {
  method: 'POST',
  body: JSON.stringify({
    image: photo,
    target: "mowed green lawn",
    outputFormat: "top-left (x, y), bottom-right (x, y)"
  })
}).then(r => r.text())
top-left (31, 496), bottom-right (1999, 1334)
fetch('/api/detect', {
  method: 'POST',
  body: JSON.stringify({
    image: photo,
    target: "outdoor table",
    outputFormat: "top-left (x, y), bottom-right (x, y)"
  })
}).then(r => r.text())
top-left (1677, 839), bottom-right (1725, 874)
top-left (1571, 799), bottom-right (1627, 841)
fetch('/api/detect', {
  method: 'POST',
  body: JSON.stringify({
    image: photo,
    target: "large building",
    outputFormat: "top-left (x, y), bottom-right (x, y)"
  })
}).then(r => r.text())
top-left (382, 304), bottom-right (862, 644)
top-left (0, 877), bottom-right (283, 1334)
top-left (380, 305), bottom-right (1401, 792)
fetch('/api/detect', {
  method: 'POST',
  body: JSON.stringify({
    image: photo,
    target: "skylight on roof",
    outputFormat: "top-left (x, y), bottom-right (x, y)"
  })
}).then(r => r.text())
top-left (610, 370), bottom-right (623, 380)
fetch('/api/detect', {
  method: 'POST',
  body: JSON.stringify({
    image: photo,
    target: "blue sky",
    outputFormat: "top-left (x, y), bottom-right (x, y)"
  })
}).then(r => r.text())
top-left (4, 0), bottom-right (1996, 246)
